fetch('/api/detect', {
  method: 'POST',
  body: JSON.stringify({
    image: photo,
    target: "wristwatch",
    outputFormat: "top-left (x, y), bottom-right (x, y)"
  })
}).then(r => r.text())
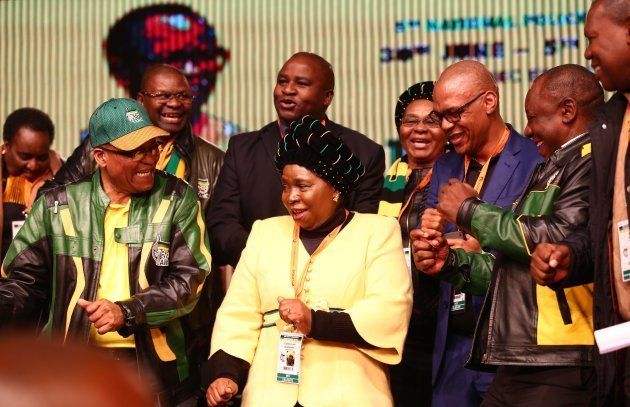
top-left (116, 302), bottom-right (136, 329)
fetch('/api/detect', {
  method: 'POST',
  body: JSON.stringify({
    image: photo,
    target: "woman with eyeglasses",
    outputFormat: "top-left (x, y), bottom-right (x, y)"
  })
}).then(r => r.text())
top-left (377, 81), bottom-right (447, 407)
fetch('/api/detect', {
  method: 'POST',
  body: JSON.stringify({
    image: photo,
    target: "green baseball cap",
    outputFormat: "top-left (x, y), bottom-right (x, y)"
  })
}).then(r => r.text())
top-left (89, 98), bottom-right (168, 151)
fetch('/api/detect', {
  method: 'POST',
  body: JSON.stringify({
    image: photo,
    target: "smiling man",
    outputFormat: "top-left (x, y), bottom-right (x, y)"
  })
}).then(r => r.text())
top-left (415, 64), bottom-right (603, 406)
top-left (207, 52), bottom-right (385, 267)
top-left (410, 60), bottom-right (541, 407)
top-left (531, 1), bottom-right (630, 405)
top-left (0, 98), bottom-right (212, 406)
top-left (44, 64), bottom-right (224, 217)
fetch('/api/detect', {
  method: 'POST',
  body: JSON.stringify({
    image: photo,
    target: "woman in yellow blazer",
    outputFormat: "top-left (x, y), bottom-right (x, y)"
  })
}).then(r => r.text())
top-left (204, 116), bottom-right (412, 407)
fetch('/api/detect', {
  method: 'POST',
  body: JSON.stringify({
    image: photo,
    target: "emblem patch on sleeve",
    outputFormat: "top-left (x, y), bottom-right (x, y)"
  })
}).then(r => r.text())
top-left (197, 178), bottom-right (210, 199)
top-left (152, 234), bottom-right (170, 267)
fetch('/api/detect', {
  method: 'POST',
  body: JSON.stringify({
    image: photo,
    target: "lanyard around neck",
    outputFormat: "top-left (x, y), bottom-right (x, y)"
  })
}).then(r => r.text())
top-left (290, 210), bottom-right (349, 298)
top-left (464, 127), bottom-right (510, 194)
top-left (397, 167), bottom-right (433, 219)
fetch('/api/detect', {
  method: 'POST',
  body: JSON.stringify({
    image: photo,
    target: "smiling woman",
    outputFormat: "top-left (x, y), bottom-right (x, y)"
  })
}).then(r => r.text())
top-left (377, 81), bottom-right (446, 407)
top-left (1, 108), bottom-right (62, 259)
top-left (203, 116), bottom-right (412, 407)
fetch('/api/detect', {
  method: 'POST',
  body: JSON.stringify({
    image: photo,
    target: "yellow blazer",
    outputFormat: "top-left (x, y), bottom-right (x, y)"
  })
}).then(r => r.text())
top-left (211, 213), bottom-right (413, 407)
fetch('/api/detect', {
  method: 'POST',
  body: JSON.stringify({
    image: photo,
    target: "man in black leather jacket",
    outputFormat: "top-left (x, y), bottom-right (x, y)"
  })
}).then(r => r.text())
top-left (531, 1), bottom-right (630, 405)
top-left (414, 65), bottom-right (604, 406)
top-left (40, 64), bottom-right (225, 406)
top-left (42, 64), bottom-right (224, 216)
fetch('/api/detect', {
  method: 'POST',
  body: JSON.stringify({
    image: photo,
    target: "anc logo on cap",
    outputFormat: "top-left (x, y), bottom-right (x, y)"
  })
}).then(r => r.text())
top-left (126, 110), bottom-right (142, 123)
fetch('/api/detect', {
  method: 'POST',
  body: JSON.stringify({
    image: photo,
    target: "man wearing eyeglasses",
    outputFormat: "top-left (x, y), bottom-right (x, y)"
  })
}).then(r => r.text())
top-left (0, 99), bottom-right (212, 406)
top-left (416, 65), bottom-right (604, 406)
top-left (41, 66), bottom-right (225, 394)
top-left (43, 64), bottom-right (224, 217)
top-left (409, 60), bottom-right (541, 407)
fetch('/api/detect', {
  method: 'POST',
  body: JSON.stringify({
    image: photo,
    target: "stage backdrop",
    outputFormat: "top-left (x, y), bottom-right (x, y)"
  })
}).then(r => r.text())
top-left (1, 0), bottom-right (591, 162)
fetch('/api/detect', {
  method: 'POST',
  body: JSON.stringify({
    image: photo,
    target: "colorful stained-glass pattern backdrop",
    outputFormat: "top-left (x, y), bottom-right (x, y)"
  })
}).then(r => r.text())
top-left (0, 0), bottom-right (591, 162)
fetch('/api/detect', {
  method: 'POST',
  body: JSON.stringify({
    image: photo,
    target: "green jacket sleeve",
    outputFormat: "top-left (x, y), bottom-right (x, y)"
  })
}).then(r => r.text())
top-left (437, 248), bottom-right (495, 296)
top-left (0, 197), bottom-right (52, 322)
top-left (467, 201), bottom-right (532, 265)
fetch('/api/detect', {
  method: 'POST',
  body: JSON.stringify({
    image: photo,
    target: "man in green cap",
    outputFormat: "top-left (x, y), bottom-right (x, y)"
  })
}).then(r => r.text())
top-left (0, 98), bottom-right (212, 406)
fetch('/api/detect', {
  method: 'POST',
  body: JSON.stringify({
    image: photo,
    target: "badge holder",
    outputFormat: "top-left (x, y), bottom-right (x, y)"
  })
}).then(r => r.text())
top-left (276, 330), bottom-right (304, 384)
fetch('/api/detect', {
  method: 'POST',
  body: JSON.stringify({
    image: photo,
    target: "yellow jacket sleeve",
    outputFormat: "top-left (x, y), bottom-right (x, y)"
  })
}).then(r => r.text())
top-left (210, 220), bottom-right (263, 363)
top-left (346, 216), bottom-right (412, 364)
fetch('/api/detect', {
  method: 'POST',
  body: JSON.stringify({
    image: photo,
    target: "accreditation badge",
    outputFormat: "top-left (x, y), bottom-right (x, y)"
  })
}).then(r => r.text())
top-left (403, 247), bottom-right (412, 277)
top-left (276, 331), bottom-right (303, 384)
top-left (11, 220), bottom-right (25, 238)
top-left (617, 220), bottom-right (630, 283)
top-left (451, 291), bottom-right (466, 313)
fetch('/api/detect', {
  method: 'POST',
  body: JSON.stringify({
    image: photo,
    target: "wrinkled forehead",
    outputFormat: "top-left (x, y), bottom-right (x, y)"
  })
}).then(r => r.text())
top-left (432, 79), bottom-right (478, 112)
top-left (143, 71), bottom-right (191, 92)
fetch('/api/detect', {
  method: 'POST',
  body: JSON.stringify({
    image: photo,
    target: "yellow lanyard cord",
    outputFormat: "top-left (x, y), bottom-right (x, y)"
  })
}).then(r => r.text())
top-left (464, 127), bottom-right (510, 194)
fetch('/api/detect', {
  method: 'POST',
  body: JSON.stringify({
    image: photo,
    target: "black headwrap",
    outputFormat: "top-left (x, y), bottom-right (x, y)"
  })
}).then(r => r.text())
top-left (275, 116), bottom-right (365, 197)
top-left (394, 81), bottom-right (434, 128)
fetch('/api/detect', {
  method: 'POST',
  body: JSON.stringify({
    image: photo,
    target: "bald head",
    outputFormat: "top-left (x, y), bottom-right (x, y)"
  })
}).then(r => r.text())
top-left (595, 0), bottom-right (630, 25)
top-left (432, 60), bottom-right (506, 160)
top-left (525, 64), bottom-right (603, 157)
top-left (534, 64), bottom-right (604, 119)
top-left (435, 60), bottom-right (499, 99)
top-left (287, 52), bottom-right (335, 90)
top-left (140, 64), bottom-right (189, 92)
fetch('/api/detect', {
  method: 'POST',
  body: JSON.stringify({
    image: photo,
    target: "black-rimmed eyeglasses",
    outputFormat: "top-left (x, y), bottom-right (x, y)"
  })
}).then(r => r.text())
top-left (140, 92), bottom-right (195, 104)
top-left (429, 91), bottom-right (487, 124)
top-left (97, 143), bottom-right (162, 162)
top-left (400, 115), bottom-right (440, 128)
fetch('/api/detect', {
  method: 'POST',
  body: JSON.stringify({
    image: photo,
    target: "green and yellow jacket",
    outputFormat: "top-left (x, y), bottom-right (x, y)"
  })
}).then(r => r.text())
top-left (438, 134), bottom-right (594, 368)
top-left (0, 170), bottom-right (212, 405)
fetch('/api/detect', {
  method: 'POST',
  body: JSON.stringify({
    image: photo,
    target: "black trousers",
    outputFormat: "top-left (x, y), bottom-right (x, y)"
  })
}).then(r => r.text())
top-left (482, 365), bottom-right (596, 407)
top-left (390, 358), bottom-right (432, 407)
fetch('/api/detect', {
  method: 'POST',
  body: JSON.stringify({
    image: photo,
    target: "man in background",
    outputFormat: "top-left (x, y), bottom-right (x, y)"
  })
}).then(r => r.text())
top-left (207, 52), bottom-right (385, 268)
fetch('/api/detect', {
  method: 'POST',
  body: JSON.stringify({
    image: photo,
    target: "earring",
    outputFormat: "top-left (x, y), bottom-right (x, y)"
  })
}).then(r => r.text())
top-left (332, 191), bottom-right (340, 202)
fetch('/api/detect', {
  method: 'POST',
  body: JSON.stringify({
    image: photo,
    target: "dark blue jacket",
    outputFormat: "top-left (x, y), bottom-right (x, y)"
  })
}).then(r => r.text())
top-left (424, 126), bottom-right (542, 384)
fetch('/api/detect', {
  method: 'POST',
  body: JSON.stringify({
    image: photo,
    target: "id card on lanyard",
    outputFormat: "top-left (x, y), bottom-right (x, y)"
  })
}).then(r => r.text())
top-left (276, 211), bottom-right (348, 384)
top-left (276, 332), bottom-right (303, 384)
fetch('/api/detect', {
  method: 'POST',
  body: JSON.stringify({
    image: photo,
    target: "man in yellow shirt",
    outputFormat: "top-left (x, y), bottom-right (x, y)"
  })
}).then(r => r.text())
top-left (0, 98), bottom-right (212, 406)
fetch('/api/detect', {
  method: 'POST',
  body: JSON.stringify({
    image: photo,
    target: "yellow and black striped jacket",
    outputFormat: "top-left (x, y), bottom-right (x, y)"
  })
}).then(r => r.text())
top-left (0, 170), bottom-right (212, 404)
top-left (439, 133), bottom-right (594, 368)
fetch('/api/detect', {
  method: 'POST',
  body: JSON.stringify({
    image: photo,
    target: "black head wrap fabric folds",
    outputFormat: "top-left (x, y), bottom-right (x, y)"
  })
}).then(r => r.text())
top-left (275, 115), bottom-right (365, 197)
top-left (394, 81), bottom-right (434, 129)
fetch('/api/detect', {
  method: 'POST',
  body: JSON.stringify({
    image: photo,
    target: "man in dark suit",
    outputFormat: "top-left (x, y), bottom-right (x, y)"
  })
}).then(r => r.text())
top-left (530, 1), bottom-right (630, 405)
top-left (410, 60), bottom-right (542, 407)
top-left (208, 52), bottom-right (385, 267)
